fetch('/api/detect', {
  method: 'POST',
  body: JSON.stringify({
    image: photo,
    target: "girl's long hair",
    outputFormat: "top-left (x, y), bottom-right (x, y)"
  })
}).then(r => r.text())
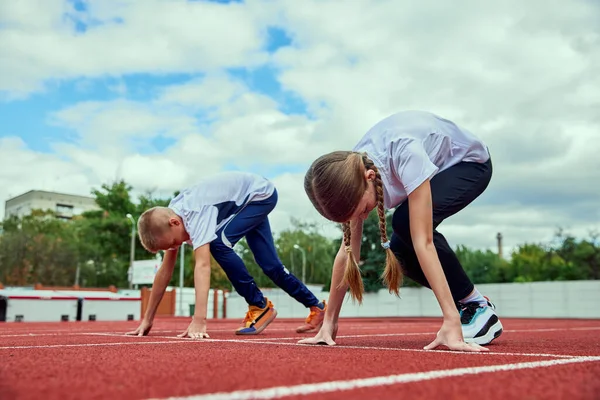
top-left (304, 151), bottom-right (403, 303)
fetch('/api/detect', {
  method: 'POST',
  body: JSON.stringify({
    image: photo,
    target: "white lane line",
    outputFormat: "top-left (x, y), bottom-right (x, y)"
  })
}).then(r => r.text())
top-left (0, 325), bottom-right (422, 337)
top-left (185, 337), bottom-right (579, 359)
top-left (2, 325), bottom-right (598, 338)
top-left (6, 333), bottom-right (574, 359)
top-left (150, 356), bottom-right (600, 400)
top-left (248, 332), bottom-right (432, 341)
top-left (242, 326), bottom-right (600, 342)
top-left (0, 340), bottom-right (185, 350)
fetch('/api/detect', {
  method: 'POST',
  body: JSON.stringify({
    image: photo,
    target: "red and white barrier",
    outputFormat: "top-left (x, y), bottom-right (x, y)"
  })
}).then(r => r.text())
top-left (0, 290), bottom-right (79, 322)
top-left (56, 291), bottom-right (141, 322)
top-left (0, 289), bottom-right (141, 322)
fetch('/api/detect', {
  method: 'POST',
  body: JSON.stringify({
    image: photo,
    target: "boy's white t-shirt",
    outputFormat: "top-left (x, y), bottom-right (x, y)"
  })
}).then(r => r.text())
top-left (168, 172), bottom-right (275, 250)
top-left (352, 110), bottom-right (490, 210)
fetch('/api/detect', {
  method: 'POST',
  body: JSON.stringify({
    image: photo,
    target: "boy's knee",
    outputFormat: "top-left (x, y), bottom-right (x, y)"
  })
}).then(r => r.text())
top-left (262, 264), bottom-right (288, 281)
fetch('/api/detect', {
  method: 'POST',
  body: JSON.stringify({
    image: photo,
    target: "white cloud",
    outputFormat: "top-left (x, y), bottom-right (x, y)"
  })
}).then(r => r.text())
top-left (0, 138), bottom-right (95, 201)
top-left (1, 0), bottom-right (599, 259)
top-left (48, 99), bottom-right (200, 153)
top-left (0, 0), bottom-right (273, 97)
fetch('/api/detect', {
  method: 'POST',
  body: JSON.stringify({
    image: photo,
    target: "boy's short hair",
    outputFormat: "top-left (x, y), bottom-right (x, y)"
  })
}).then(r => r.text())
top-left (137, 206), bottom-right (174, 253)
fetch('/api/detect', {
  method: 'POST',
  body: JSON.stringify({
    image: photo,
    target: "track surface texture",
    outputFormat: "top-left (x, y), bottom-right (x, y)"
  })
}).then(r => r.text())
top-left (1, 316), bottom-right (599, 400)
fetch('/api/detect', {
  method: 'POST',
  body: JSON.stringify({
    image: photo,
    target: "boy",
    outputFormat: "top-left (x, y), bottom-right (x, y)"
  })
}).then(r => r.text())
top-left (126, 171), bottom-right (326, 338)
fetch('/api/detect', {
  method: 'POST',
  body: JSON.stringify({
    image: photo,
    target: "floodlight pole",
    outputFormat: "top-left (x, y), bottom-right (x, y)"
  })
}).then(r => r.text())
top-left (126, 213), bottom-right (136, 289)
top-left (293, 244), bottom-right (307, 284)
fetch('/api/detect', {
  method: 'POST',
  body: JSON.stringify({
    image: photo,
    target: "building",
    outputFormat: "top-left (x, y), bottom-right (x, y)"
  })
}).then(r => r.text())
top-left (4, 190), bottom-right (100, 221)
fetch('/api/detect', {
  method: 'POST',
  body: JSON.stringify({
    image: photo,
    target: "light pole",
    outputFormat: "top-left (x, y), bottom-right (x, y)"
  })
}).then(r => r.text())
top-left (126, 213), bottom-right (136, 289)
top-left (293, 244), bottom-right (306, 284)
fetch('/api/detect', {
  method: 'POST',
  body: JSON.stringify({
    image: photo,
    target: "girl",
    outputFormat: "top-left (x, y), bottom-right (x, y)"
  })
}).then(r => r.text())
top-left (300, 110), bottom-right (503, 352)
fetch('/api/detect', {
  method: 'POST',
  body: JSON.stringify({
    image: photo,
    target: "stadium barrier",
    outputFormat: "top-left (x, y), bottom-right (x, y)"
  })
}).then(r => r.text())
top-left (6, 280), bottom-right (597, 322)
top-left (0, 286), bottom-right (141, 322)
top-left (225, 281), bottom-right (600, 320)
top-left (34, 283), bottom-right (118, 293)
top-left (140, 286), bottom-right (176, 317)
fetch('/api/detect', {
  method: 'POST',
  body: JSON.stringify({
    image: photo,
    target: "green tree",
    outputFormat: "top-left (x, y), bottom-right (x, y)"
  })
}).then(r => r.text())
top-left (0, 210), bottom-right (79, 286)
top-left (554, 229), bottom-right (600, 280)
top-left (92, 180), bottom-right (136, 217)
top-left (507, 243), bottom-right (569, 282)
top-left (275, 218), bottom-right (336, 285)
top-left (74, 181), bottom-right (175, 288)
top-left (454, 245), bottom-right (510, 284)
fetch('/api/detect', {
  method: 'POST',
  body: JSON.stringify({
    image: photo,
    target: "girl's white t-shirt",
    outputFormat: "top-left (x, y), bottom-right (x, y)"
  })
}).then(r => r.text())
top-left (352, 110), bottom-right (490, 210)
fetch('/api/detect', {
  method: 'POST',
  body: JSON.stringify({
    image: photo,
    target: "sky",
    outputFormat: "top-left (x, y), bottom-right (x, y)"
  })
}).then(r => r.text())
top-left (1, 0), bottom-right (599, 257)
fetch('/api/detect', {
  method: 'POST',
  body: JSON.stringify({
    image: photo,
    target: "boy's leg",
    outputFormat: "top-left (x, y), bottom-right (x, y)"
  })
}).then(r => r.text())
top-left (210, 230), bottom-right (276, 335)
top-left (223, 190), bottom-right (321, 307)
top-left (245, 218), bottom-right (327, 333)
top-left (221, 189), bottom-right (326, 333)
top-left (390, 158), bottom-right (502, 345)
top-left (209, 240), bottom-right (266, 308)
top-left (246, 217), bottom-right (320, 308)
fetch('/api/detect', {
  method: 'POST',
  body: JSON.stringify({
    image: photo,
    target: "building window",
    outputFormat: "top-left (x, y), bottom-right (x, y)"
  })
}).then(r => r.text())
top-left (56, 203), bottom-right (74, 218)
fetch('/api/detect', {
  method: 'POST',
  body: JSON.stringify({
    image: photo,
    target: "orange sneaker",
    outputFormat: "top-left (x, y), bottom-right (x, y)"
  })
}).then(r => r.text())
top-left (235, 298), bottom-right (277, 335)
top-left (296, 300), bottom-right (327, 333)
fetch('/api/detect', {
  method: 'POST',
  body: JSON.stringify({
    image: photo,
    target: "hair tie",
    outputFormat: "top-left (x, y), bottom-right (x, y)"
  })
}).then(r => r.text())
top-left (381, 240), bottom-right (391, 250)
top-left (345, 245), bottom-right (352, 253)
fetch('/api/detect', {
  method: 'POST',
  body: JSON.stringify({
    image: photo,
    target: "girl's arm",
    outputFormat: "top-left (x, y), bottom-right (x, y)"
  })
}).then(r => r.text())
top-left (408, 179), bottom-right (487, 352)
top-left (407, 180), bottom-right (457, 320)
top-left (299, 219), bottom-right (363, 345)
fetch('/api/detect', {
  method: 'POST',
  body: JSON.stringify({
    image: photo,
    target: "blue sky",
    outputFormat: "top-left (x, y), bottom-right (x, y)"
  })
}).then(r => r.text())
top-left (1, 0), bottom-right (598, 251)
top-left (0, 21), bottom-right (300, 156)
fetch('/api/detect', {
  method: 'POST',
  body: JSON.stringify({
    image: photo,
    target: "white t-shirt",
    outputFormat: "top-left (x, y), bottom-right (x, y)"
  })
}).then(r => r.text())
top-left (352, 110), bottom-right (490, 210)
top-left (168, 172), bottom-right (275, 250)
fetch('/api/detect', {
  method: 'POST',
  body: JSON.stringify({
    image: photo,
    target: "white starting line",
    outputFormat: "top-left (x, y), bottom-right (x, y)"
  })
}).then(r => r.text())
top-left (0, 330), bottom-right (595, 360)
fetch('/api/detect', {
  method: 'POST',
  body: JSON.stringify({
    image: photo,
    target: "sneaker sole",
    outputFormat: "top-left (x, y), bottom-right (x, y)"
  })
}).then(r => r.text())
top-left (465, 319), bottom-right (503, 346)
top-left (235, 309), bottom-right (278, 336)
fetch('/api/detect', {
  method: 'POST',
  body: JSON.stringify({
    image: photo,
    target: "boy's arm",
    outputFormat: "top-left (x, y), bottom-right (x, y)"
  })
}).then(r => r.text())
top-left (192, 244), bottom-right (212, 323)
top-left (177, 243), bottom-right (212, 339)
top-left (126, 248), bottom-right (178, 336)
top-left (143, 248), bottom-right (178, 322)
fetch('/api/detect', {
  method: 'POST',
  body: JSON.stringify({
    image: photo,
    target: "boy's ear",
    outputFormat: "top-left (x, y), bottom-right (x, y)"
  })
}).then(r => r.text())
top-left (168, 217), bottom-right (180, 226)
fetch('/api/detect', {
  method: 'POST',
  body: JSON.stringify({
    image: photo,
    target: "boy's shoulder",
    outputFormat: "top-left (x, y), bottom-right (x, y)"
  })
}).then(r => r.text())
top-left (191, 171), bottom-right (267, 188)
top-left (170, 171), bottom-right (273, 209)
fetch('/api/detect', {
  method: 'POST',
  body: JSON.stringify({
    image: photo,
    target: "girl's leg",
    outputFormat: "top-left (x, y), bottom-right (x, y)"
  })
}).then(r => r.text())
top-left (390, 158), bottom-right (493, 302)
top-left (390, 158), bottom-right (502, 345)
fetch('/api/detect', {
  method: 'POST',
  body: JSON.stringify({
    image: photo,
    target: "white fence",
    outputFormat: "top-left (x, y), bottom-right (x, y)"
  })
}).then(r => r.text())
top-left (0, 289), bottom-right (141, 322)
top-left (2, 281), bottom-right (598, 322)
top-left (224, 280), bottom-right (600, 320)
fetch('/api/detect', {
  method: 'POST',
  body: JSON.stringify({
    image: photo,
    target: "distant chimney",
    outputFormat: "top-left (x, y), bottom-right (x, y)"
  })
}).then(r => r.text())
top-left (496, 232), bottom-right (503, 259)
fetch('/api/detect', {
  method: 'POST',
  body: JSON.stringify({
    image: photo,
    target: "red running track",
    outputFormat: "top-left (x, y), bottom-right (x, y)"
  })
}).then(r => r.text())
top-left (0, 317), bottom-right (599, 400)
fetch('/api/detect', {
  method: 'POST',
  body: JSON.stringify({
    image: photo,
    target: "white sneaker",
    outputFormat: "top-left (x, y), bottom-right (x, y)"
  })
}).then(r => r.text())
top-left (459, 300), bottom-right (503, 345)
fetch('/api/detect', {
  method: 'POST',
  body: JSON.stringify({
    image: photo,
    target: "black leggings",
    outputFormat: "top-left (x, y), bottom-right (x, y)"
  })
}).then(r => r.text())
top-left (390, 158), bottom-right (492, 302)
